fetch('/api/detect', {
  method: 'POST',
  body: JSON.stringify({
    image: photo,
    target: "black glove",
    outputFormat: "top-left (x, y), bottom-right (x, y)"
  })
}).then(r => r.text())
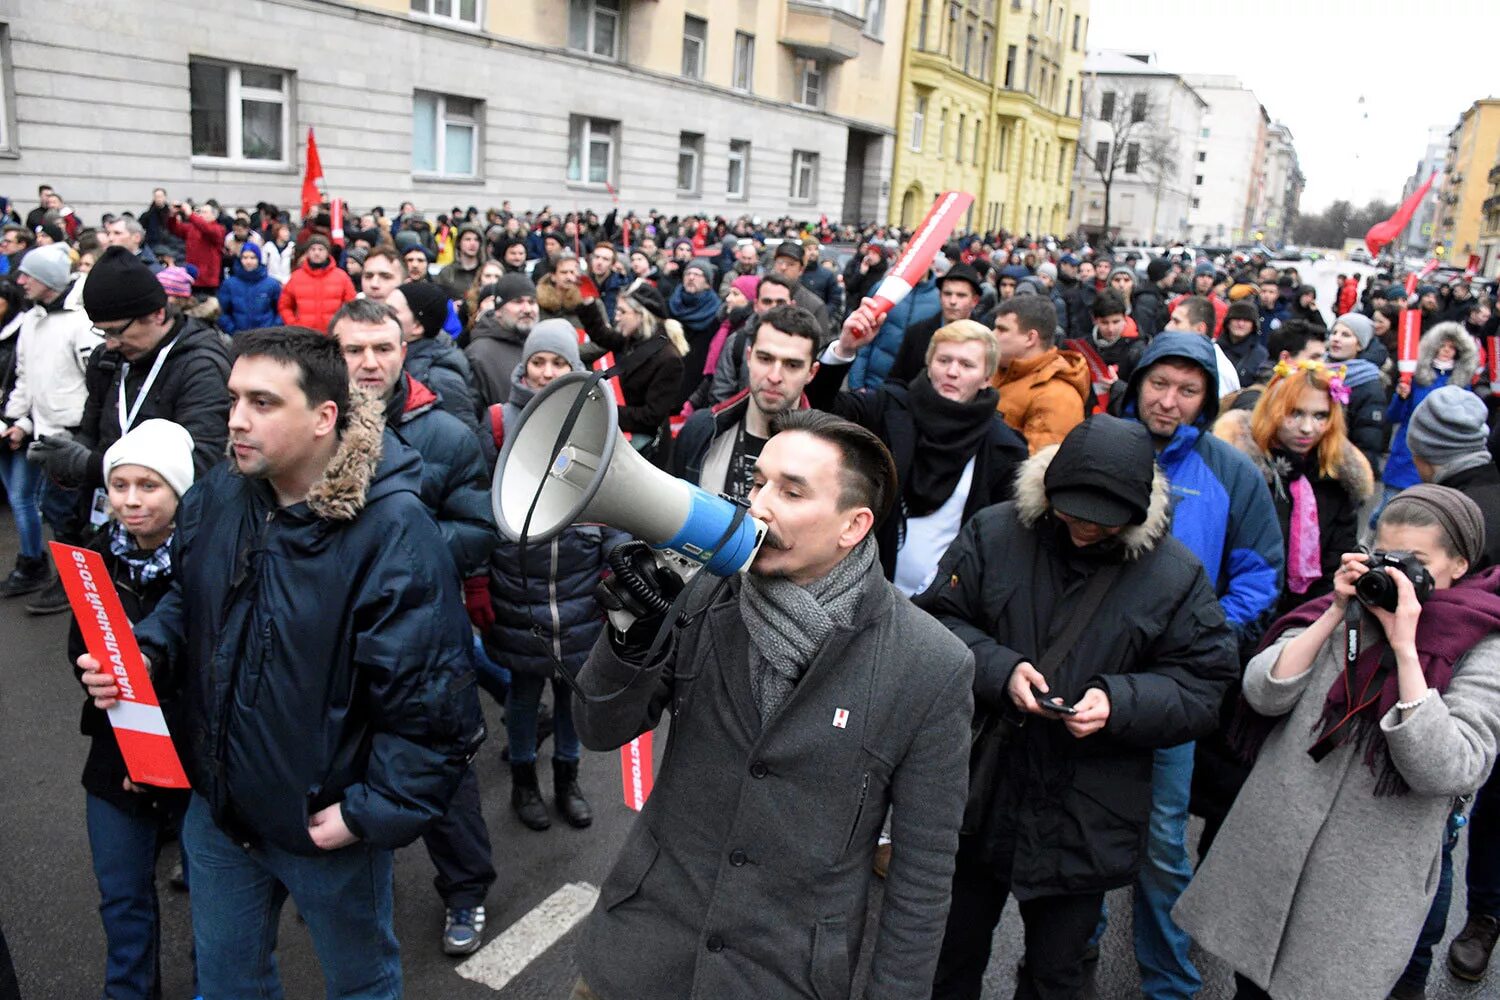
top-left (597, 541), bottom-right (684, 658)
top-left (28, 430), bottom-right (93, 487)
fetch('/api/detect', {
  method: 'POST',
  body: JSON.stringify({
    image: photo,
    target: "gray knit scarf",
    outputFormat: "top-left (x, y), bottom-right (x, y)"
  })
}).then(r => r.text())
top-left (740, 536), bottom-right (877, 725)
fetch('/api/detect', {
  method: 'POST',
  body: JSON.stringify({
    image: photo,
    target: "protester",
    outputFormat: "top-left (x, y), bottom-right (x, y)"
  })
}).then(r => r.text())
top-left (1176, 486), bottom-right (1500, 1000)
top-left (78, 328), bottom-right (486, 998)
top-left (359, 245), bottom-right (404, 305)
top-left (570, 409), bottom-right (974, 1000)
top-left (579, 287), bottom-right (685, 463)
top-left (885, 263), bottom-right (984, 386)
top-left (1065, 289), bottom-right (1142, 411)
top-left (464, 272), bottom-right (538, 406)
top-left (989, 295), bottom-right (1089, 453)
top-left (694, 272), bottom-right (797, 412)
top-left (1218, 299), bottom-right (1268, 389)
top-left (164, 201), bottom-right (225, 293)
top-left (0, 278), bottom-right (46, 597)
top-left (666, 259), bottom-right (723, 406)
top-left (921, 414), bottom-right (1237, 999)
top-left (1323, 311), bottom-right (1388, 474)
top-left (1407, 386), bottom-right (1500, 570)
top-left (216, 242), bottom-right (282, 333)
top-left (278, 235), bottom-right (355, 330)
top-left (1227, 319), bottom-right (1328, 413)
top-left (1165, 295), bottom-right (1241, 396)
top-left (1382, 322), bottom-right (1479, 514)
top-left (436, 222), bottom-right (484, 300)
top-left (390, 280), bottom-right (479, 431)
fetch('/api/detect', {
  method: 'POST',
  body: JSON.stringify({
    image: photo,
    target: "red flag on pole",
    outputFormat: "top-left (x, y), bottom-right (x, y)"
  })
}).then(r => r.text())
top-left (1365, 172), bottom-right (1436, 258)
top-left (301, 127), bottom-right (325, 220)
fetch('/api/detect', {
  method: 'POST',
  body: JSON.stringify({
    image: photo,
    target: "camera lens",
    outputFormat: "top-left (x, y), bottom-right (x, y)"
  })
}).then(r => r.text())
top-left (1354, 568), bottom-right (1396, 612)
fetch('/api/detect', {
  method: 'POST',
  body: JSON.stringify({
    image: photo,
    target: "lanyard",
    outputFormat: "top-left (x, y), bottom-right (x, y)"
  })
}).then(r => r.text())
top-left (117, 336), bottom-right (176, 435)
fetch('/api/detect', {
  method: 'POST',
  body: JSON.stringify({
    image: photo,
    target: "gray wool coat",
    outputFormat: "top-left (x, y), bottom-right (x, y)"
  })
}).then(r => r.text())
top-left (571, 557), bottom-right (974, 1000)
top-left (1174, 628), bottom-right (1500, 1000)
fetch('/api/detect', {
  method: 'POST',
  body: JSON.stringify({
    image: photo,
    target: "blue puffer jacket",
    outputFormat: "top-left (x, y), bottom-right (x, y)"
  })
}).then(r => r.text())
top-left (1122, 333), bottom-right (1284, 650)
top-left (847, 274), bottom-right (940, 391)
top-left (216, 265), bottom-right (282, 333)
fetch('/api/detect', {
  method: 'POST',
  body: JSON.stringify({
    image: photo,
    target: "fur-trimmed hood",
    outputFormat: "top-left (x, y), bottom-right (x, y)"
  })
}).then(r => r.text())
top-left (1012, 443), bottom-right (1173, 561)
top-left (535, 272), bottom-right (582, 316)
top-left (1415, 321), bottom-right (1479, 387)
top-left (1211, 408), bottom-right (1375, 504)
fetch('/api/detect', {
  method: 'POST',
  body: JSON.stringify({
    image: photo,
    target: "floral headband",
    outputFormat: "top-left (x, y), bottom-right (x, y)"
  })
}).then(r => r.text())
top-left (1271, 358), bottom-right (1350, 405)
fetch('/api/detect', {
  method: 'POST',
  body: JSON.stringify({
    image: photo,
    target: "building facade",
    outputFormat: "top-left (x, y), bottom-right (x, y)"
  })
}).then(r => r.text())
top-left (1069, 50), bottom-right (1205, 245)
top-left (0, 0), bottom-right (906, 224)
top-left (1181, 74), bottom-right (1268, 246)
top-left (887, 0), bottom-right (1089, 236)
top-left (1436, 99), bottom-right (1500, 263)
top-left (1478, 154), bottom-right (1500, 278)
top-left (1254, 122), bottom-right (1303, 247)
top-left (1399, 125), bottom-right (1449, 253)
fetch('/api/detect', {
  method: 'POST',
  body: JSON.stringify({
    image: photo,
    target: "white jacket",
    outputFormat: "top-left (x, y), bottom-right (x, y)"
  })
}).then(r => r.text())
top-left (262, 241), bottom-right (292, 284)
top-left (2, 298), bottom-right (101, 437)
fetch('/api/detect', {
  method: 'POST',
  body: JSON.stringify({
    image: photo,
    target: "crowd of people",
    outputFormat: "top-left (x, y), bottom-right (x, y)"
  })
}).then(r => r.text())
top-left (3, 180), bottom-right (1500, 1000)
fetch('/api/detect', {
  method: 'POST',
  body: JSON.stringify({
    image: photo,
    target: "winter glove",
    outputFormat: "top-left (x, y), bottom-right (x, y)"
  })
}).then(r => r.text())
top-left (28, 430), bottom-right (93, 487)
top-left (463, 574), bottom-right (494, 633)
top-left (598, 541), bottom-right (683, 660)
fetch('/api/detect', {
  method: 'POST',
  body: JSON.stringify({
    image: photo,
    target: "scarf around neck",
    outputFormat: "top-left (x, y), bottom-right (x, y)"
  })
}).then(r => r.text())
top-left (668, 283), bottom-right (722, 332)
top-left (905, 374), bottom-right (998, 517)
top-left (109, 522), bottom-right (174, 587)
top-left (741, 536), bottom-right (876, 726)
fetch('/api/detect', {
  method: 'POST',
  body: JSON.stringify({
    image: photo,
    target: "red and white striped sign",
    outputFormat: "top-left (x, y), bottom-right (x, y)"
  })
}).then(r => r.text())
top-left (1488, 336), bottom-right (1500, 394)
top-left (51, 542), bottom-right (190, 788)
top-left (870, 190), bottom-right (975, 317)
top-left (619, 731), bottom-right (654, 811)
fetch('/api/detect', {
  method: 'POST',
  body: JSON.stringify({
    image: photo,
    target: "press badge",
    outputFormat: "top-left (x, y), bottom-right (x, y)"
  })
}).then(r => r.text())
top-left (89, 488), bottom-right (111, 527)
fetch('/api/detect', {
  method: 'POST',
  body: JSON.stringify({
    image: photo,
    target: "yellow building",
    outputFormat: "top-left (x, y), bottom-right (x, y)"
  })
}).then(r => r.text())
top-left (888, 0), bottom-right (1089, 234)
top-left (1437, 99), bottom-right (1500, 261)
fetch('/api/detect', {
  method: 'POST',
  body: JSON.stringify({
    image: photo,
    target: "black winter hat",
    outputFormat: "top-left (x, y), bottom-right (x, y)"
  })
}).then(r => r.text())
top-left (492, 272), bottom-right (536, 305)
top-left (1146, 256), bottom-right (1173, 283)
top-left (626, 282), bottom-right (668, 320)
top-left (1044, 415), bottom-right (1156, 527)
top-left (938, 263), bottom-right (983, 297)
top-left (398, 280), bottom-right (450, 339)
top-left (1225, 300), bottom-right (1259, 328)
top-left (83, 246), bottom-right (168, 323)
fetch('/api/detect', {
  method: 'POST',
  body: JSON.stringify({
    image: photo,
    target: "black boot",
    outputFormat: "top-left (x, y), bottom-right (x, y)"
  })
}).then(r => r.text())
top-left (510, 762), bottom-right (551, 831)
top-left (0, 555), bottom-right (48, 598)
top-left (553, 759), bottom-right (593, 829)
top-left (25, 575), bottom-right (70, 615)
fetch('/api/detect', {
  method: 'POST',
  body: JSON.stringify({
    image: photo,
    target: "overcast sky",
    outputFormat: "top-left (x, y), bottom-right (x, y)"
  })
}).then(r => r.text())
top-left (1086, 0), bottom-right (1498, 212)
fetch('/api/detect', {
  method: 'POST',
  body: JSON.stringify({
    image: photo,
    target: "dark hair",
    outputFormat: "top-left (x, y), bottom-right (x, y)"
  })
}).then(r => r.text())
top-left (770, 409), bottom-right (898, 524)
top-left (0, 279), bottom-right (25, 323)
top-left (994, 295), bottom-right (1059, 347)
top-left (1267, 318), bottom-right (1324, 359)
top-left (328, 298), bottom-right (400, 337)
top-left (1177, 295), bottom-right (1215, 332)
top-left (753, 304), bottom-right (823, 355)
top-left (1091, 289), bottom-right (1127, 319)
top-left (364, 245), bottom-right (401, 268)
top-left (758, 272), bottom-right (796, 297)
top-left (230, 327), bottom-right (352, 433)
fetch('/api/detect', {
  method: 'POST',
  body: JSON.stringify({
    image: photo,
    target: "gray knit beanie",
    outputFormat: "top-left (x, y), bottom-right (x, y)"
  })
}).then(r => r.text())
top-left (1406, 385), bottom-right (1490, 467)
top-left (1384, 483), bottom-right (1487, 568)
top-left (1107, 265), bottom-right (1137, 286)
top-left (1334, 312), bottom-right (1375, 350)
top-left (522, 318), bottom-right (584, 372)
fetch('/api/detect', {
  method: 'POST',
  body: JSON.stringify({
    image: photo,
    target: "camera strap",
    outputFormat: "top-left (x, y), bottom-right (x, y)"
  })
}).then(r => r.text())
top-left (1307, 601), bottom-right (1391, 763)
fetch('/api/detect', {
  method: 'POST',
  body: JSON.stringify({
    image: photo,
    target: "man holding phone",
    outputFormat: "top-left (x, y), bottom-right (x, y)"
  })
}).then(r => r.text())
top-left (918, 414), bottom-right (1237, 999)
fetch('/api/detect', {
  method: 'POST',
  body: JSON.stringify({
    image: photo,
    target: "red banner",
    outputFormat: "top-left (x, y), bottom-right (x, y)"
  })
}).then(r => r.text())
top-left (1366, 172), bottom-right (1435, 258)
top-left (870, 190), bottom-right (975, 317)
top-left (51, 542), bottom-right (189, 788)
top-left (1489, 336), bottom-right (1500, 394)
top-left (619, 731), bottom-right (654, 811)
top-left (301, 127), bottom-right (325, 220)
top-left (1397, 307), bottom-right (1422, 388)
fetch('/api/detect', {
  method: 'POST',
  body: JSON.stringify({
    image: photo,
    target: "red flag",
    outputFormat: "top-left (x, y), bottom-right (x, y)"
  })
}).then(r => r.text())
top-left (1366, 172), bottom-right (1436, 258)
top-left (301, 127), bottom-right (325, 220)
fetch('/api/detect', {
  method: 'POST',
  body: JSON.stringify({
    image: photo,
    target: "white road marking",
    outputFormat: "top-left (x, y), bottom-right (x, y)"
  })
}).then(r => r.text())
top-left (455, 881), bottom-right (600, 991)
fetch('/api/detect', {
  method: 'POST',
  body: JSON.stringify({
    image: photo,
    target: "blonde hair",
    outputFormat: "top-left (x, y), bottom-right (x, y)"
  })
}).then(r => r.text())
top-left (619, 292), bottom-right (687, 358)
top-left (926, 319), bottom-right (1000, 378)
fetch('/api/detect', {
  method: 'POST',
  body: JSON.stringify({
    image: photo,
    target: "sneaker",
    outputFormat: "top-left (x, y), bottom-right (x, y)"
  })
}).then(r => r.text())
top-left (443, 906), bottom-right (486, 956)
top-left (25, 575), bottom-right (71, 616)
top-left (0, 555), bottom-right (49, 597)
top-left (1449, 913), bottom-right (1500, 981)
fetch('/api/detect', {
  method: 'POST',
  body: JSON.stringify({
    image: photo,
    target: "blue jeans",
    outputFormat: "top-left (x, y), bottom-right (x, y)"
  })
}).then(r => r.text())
top-left (1133, 742), bottom-right (1200, 1000)
top-left (1398, 809), bottom-right (1461, 990)
top-left (182, 794), bottom-right (399, 1000)
top-left (38, 473), bottom-right (81, 541)
top-left (0, 449), bottom-right (42, 558)
top-left (507, 672), bottom-right (579, 764)
top-left (472, 635), bottom-right (511, 705)
top-left (86, 794), bottom-right (179, 1000)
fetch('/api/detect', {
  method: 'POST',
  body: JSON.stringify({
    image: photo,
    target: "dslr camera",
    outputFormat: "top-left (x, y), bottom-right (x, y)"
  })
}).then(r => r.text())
top-left (1354, 551), bottom-right (1434, 612)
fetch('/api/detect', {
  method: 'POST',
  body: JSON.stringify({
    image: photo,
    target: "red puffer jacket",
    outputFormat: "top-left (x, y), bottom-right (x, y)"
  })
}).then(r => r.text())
top-left (278, 260), bottom-right (356, 332)
top-left (166, 213), bottom-right (227, 290)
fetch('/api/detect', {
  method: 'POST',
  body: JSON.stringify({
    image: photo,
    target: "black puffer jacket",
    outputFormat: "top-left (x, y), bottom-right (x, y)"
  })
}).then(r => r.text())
top-left (917, 433), bottom-right (1237, 897)
top-left (76, 316), bottom-right (230, 490)
top-left (1056, 274), bottom-right (1097, 340)
top-left (404, 335), bottom-right (479, 432)
top-left (1132, 284), bottom-right (1168, 340)
top-left (464, 312), bottom-right (526, 407)
top-left (133, 391), bottom-right (485, 854)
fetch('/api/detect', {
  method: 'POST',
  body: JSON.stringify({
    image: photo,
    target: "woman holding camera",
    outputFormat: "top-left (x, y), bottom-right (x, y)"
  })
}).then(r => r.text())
top-left (1175, 484), bottom-right (1500, 1000)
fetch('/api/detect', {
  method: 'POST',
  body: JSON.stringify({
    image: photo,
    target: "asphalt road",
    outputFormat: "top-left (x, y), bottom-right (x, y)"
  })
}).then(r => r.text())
top-left (0, 510), bottom-right (1491, 1000)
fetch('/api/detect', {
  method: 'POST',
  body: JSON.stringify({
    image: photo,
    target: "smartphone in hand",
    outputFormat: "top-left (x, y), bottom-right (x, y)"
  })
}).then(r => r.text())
top-left (1032, 687), bottom-right (1078, 715)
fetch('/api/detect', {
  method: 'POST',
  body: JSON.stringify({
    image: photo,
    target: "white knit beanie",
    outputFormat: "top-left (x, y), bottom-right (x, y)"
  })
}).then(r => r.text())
top-left (102, 419), bottom-right (195, 498)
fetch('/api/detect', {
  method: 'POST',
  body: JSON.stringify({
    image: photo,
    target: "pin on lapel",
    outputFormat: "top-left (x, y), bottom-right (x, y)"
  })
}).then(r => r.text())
top-left (832, 708), bottom-right (849, 729)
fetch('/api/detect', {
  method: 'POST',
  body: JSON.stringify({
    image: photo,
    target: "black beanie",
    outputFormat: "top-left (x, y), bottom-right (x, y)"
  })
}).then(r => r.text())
top-left (83, 246), bottom-right (168, 323)
top-left (626, 282), bottom-right (668, 320)
top-left (398, 280), bottom-right (450, 338)
top-left (1146, 256), bottom-right (1172, 283)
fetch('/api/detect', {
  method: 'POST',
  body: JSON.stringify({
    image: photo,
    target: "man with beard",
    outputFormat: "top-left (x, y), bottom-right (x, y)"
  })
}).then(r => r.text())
top-left (465, 273), bottom-right (538, 406)
top-left (437, 223), bottom-right (484, 301)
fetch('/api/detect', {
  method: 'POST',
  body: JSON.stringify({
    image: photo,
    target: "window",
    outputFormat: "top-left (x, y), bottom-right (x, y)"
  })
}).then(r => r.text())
top-left (1057, 143), bottom-right (1067, 183)
top-left (790, 150), bottom-right (818, 202)
top-left (996, 123), bottom-right (1007, 166)
top-left (796, 58), bottom-right (823, 108)
top-left (979, 30), bottom-right (992, 81)
top-left (910, 94), bottom-right (927, 151)
top-left (1195, 174), bottom-right (1204, 186)
top-left (566, 115), bottom-right (617, 185)
top-left (865, 0), bottom-right (885, 38)
top-left (963, 25), bottom-right (974, 74)
top-left (1072, 13), bottom-right (1081, 49)
top-left (727, 140), bottom-right (750, 199)
top-left (1094, 140), bottom-right (1109, 166)
top-left (1130, 92), bottom-right (1147, 123)
top-left (1023, 46), bottom-right (1034, 92)
top-left (917, 0), bottom-right (931, 49)
top-left (733, 32), bottom-right (755, 91)
top-left (409, 0), bottom-right (479, 25)
top-left (681, 15), bottom-right (706, 79)
top-left (412, 91), bottom-right (480, 177)
top-left (1004, 45), bottom-right (1016, 88)
top-left (973, 121), bottom-right (982, 165)
top-left (946, 1), bottom-right (960, 58)
top-left (1064, 79), bottom-right (1072, 116)
top-left (1197, 150), bottom-right (1207, 162)
top-left (0, 25), bottom-right (17, 154)
top-left (1192, 197), bottom-right (1201, 210)
top-left (677, 132), bottom-right (703, 193)
top-left (1099, 90), bottom-right (1116, 121)
top-left (937, 109), bottom-right (947, 157)
top-left (1124, 142), bottom-right (1140, 174)
top-left (568, 0), bottom-right (620, 59)
top-left (956, 115), bottom-right (965, 162)
top-left (190, 60), bottom-right (289, 165)
top-left (1200, 127), bottom-right (1211, 138)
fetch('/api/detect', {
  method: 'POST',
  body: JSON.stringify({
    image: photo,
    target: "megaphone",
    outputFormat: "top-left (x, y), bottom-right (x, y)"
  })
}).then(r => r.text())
top-left (493, 371), bottom-right (765, 578)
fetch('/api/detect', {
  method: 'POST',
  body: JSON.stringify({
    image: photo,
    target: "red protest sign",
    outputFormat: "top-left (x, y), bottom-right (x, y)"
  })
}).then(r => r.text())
top-left (620, 732), bottom-right (654, 811)
top-left (1489, 336), bottom-right (1500, 393)
top-left (51, 542), bottom-right (190, 789)
top-left (869, 190), bottom-right (975, 317)
top-left (1397, 308), bottom-right (1422, 389)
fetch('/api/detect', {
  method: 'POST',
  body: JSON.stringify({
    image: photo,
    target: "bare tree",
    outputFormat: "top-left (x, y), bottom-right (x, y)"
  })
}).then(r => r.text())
top-left (1077, 87), bottom-right (1180, 242)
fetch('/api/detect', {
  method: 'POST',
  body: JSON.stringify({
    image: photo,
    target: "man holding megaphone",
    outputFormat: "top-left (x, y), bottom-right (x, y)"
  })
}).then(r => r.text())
top-left (564, 409), bottom-right (975, 1000)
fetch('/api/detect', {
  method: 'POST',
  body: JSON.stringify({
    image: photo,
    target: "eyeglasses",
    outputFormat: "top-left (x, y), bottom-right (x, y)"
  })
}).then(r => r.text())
top-left (92, 317), bottom-right (136, 341)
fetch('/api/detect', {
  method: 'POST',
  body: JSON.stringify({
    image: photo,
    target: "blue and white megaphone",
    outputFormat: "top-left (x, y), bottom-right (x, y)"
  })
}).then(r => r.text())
top-left (492, 371), bottom-right (766, 578)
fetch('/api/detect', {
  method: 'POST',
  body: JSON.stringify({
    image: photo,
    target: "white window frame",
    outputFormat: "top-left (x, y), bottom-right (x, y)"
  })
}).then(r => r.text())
top-left (568, 0), bottom-right (621, 60)
top-left (189, 59), bottom-right (291, 169)
top-left (790, 150), bottom-right (818, 203)
top-left (733, 32), bottom-right (755, 91)
top-left (796, 59), bottom-right (824, 109)
top-left (727, 140), bottom-right (750, 199)
top-left (0, 24), bottom-right (15, 156)
top-left (409, 0), bottom-right (481, 28)
top-left (567, 115), bottom-right (618, 187)
top-left (412, 91), bottom-right (481, 179)
top-left (677, 132), bottom-right (703, 194)
top-left (682, 15), bottom-right (706, 80)
top-left (910, 94), bottom-right (927, 152)
top-left (865, 0), bottom-right (886, 38)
